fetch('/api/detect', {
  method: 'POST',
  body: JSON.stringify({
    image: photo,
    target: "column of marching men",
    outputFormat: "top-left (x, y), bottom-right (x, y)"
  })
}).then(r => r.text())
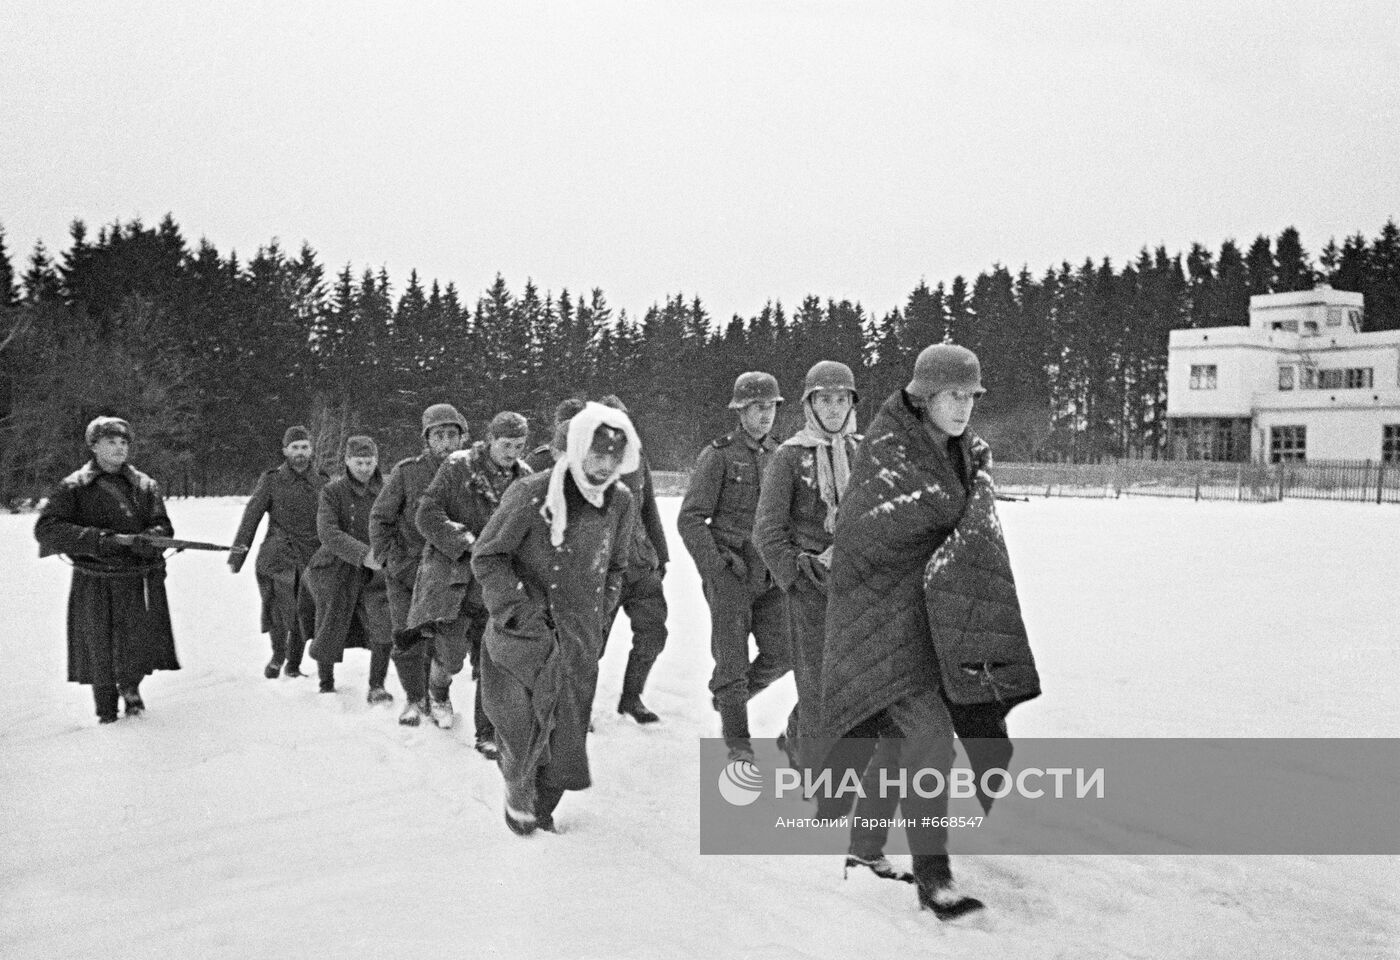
top-left (36, 342), bottom-right (1035, 921)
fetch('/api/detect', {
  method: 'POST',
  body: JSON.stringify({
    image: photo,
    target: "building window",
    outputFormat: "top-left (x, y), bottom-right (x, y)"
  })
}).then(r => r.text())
top-left (1309, 367), bottom-right (1374, 389)
top-left (1384, 426), bottom-right (1400, 464)
top-left (1168, 418), bottom-right (1250, 462)
top-left (1327, 307), bottom-right (1344, 327)
top-left (1189, 364), bottom-right (1217, 390)
top-left (1299, 365), bottom-right (1317, 389)
top-left (1271, 320), bottom-right (1298, 332)
top-left (1278, 366), bottom-right (1295, 390)
top-left (1270, 426), bottom-right (1306, 463)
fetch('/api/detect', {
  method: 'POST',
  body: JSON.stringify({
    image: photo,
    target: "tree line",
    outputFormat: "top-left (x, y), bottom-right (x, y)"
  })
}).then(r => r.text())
top-left (1, 214), bottom-right (1397, 502)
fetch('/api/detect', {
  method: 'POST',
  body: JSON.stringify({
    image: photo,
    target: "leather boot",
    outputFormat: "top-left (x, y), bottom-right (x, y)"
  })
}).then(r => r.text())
top-left (718, 700), bottom-right (753, 762)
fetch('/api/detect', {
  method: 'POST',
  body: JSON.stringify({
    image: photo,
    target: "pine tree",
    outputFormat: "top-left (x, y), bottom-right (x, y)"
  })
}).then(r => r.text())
top-left (1245, 235), bottom-right (1273, 297)
top-left (1185, 242), bottom-right (1215, 329)
top-left (1214, 240), bottom-right (1250, 326)
top-left (945, 276), bottom-right (970, 345)
top-left (1365, 219), bottom-right (1400, 331)
top-left (1273, 227), bottom-right (1312, 292)
top-left (0, 225), bottom-right (15, 310)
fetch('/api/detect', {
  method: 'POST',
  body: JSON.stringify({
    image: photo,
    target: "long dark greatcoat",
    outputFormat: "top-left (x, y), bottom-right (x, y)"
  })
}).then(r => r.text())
top-left (229, 461), bottom-right (325, 632)
top-left (472, 471), bottom-right (634, 799)
top-left (816, 390), bottom-right (989, 750)
top-left (407, 443), bottom-right (530, 630)
top-left (305, 472), bottom-right (390, 662)
top-left (34, 461), bottom-right (180, 686)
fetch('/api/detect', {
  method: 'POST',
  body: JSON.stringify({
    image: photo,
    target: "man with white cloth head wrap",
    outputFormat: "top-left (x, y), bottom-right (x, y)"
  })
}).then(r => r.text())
top-left (471, 402), bottom-right (640, 835)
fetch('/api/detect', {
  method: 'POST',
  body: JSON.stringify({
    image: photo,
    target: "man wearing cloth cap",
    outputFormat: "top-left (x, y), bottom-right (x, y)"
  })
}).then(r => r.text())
top-left (229, 425), bottom-right (328, 679)
top-left (472, 402), bottom-right (639, 835)
top-left (370, 403), bottom-right (468, 725)
top-left (523, 398), bottom-right (584, 473)
top-left (813, 343), bottom-right (996, 920)
top-left (305, 435), bottom-right (392, 698)
top-left (35, 417), bottom-right (180, 723)
top-left (678, 372), bottom-right (792, 763)
top-left (407, 410), bottom-right (532, 755)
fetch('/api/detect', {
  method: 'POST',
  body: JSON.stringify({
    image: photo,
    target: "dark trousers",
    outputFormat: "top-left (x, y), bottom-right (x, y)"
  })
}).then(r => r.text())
top-left (319, 645), bottom-right (390, 689)
top-left (780, 581), bottom-right (826, 751)
top-left (394, 594), bottom-right (492, 740)
top-left (602, 566), bottom-right (668, 700)
top-left (261, 568), bottom-right (315, 669)
top-left (704, 567), bottom-right (790, 708)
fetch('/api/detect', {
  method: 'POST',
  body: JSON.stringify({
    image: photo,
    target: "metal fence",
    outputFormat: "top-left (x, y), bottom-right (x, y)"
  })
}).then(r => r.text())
top-left (993, 459), bottom-right (1400, 504)
top-left (656, 462), bottom-right (1400, 504)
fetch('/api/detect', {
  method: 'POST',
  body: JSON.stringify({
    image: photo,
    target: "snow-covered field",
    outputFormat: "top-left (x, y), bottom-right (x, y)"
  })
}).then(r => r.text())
top-left (2, 495), bottom-right (1397, 959)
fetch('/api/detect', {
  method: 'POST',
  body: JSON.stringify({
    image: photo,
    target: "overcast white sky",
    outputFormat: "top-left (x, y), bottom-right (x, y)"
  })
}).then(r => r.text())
top-left (2, 1), bottom-right (1396, 323)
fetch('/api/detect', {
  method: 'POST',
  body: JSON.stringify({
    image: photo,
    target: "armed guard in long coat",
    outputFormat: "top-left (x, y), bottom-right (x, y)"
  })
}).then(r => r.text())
top-left (229, 425), bottom-right (326, 679)
top-left (305, 436), bottom-right (392, 700)
top-left (35, 417), bottom-right (180, 723)
top-left (407, 411), bottom-right (531, 756)
top-left (474, 402), bottom-right (638, 836)
top-left (369, 403), bottom-right (468, 726)
top-left (596, 394), bottom-right (670, 725)
top-left (678, 372), bottom-right (791, 762)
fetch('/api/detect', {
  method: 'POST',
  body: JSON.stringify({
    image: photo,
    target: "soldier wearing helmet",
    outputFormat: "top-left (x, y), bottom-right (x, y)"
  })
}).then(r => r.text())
top-left (368, 402), bottom-right (469, 721)
top-left (678, 371), bottom-right (791, 762)
top-left (754, 359), bottom-right (904, 879)
top-left (230, 424), bottom-right (329, 680)
top-left (406, 408), bottom-right (533, 756)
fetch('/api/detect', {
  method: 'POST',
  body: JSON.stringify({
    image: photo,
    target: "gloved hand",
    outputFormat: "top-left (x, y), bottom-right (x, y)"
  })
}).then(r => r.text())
top-left (795, 552), bottom-right (829, 594)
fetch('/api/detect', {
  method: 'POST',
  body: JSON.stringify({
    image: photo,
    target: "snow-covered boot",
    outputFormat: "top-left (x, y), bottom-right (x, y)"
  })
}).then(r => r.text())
top-left (475, 736), bottom-right (500, 761)
top-left (917, 881), bottom-right (985, 920)
top-left (119, 685), bottom-right (144, 717)
top-left (617, 694), bottom-right (660, 725)
top-left (718, 700), bottom-right (753, 762)
top-left (913, 854), bottom-right (984, 920)
top-left (399, 699), bottom-right (427, 726)
top-left (844, 854), bottom-right (915, 884)
top-left (94, 685), bottom-right (119, 724)
top-left (264, 657), bottom-right (284, 680)
top-left (366, 686), bottom-right (393, 705)
top-left (503, 780), bottom-right (536, 836)
top-left (428, 688), bottom-right (455, 729)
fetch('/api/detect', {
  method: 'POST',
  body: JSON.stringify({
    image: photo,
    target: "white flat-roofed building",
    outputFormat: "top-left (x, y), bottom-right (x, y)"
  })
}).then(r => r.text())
top-left (1165, 286), bottom-right (1400, 462)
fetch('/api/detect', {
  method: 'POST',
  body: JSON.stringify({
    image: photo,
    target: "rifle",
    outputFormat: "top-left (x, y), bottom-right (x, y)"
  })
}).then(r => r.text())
top-left (131, 534), bottom-right (249, 555)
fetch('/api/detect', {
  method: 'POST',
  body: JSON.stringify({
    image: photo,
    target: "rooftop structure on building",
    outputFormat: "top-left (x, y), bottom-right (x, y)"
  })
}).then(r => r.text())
top-left (1165, 286), bottom-right (1400, 463)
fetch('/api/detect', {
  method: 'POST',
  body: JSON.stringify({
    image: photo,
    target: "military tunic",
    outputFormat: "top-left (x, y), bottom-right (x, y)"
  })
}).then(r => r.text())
top-left (677, 428), bottom-right (790, 707)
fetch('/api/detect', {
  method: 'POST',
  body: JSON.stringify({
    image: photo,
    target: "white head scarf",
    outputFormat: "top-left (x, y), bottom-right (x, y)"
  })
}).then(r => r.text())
top-left (541, 402), bottom-right (642, 546)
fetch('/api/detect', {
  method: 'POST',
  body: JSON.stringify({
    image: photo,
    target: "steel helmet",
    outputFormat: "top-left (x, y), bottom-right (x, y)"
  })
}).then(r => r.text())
top-left (802, 360), bottom-right (859, 404)
top-left (421, 403), bottom-right (469, 439)
top-left (905, 344), bottom-right (985, 398)
top-left (728, 371), bottom-right (783, 409)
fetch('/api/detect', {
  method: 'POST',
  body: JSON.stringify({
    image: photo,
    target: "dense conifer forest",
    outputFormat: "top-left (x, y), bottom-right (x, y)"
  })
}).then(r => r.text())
top-left (1, 214), bottom-right (1396, 501)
